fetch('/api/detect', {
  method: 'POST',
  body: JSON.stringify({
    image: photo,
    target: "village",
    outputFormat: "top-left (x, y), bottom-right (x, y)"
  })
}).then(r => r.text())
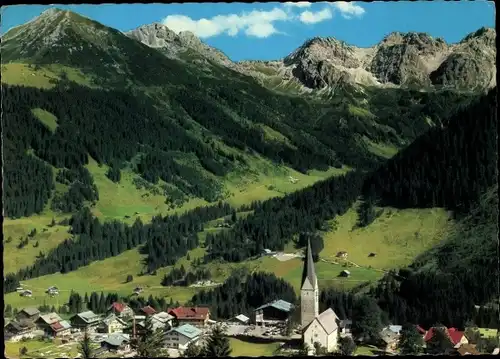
top-left (5, 241), bottom-right (498, 358)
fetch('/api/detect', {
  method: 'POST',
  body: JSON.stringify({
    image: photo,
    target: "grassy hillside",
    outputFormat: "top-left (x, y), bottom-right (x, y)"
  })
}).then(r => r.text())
top-left (4, 204), bottom-right (452, 309)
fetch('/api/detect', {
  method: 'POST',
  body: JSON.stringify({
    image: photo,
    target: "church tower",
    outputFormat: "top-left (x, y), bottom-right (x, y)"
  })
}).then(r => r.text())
top-left (300, 239), bottom-right (319, 328)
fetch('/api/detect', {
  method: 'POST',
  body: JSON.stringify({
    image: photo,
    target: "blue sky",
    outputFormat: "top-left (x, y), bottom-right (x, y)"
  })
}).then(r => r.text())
top-left (2, 2), bottom-right (495, 61)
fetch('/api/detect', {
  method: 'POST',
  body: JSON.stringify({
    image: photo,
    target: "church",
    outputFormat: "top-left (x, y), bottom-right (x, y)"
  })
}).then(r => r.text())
top-left (300, 240), bottom-right (340, 354)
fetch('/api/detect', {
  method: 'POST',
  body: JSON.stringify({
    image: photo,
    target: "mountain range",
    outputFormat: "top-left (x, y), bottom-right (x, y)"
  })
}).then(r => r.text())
top-left (127, 21), bottom-right (496, 94)
top-left (2, 7), bottom-right (498, 332)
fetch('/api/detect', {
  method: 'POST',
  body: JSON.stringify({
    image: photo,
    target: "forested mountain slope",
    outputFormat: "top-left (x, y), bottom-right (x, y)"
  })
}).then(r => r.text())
top-left (2, 8), bottom-right (478, 220)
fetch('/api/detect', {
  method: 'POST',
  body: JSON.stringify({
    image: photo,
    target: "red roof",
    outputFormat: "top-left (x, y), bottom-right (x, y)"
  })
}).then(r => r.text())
top-left (109, 302), bottom-right (127, 313)
top-left (424, 327), bottom-right (464, 345)
top-left (141, 306), bottom-right (157, 315)
top-left (50, 322), bottom-right (63, 331)
top-left (168, 307), bottom-right (210, 320)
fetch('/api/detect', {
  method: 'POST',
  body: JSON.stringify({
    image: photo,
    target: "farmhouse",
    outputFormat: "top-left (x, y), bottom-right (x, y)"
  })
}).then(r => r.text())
top-left (107, 302), bottom-right (134, 319)
top-left (303, 308), bottom-right (340, 354)
top-left (255, 299), bottom-right (294, 326)
top-left (164, 324), bottom-right (202, 350)
top-left (70, 311), bottom-right (101, 331)
top-left (4, 319), bottom-right (38, 341)
top-left (16, 307), bottom-right (40, 322)
top-left (168, 307), bottom-right (210, 327)
top-left (101, 333), bottom-right (131, 352)
top-left (424, 327), bottom-right (469, 347)
top-left (100, 314), bottom-right (127, 334)
top-left (35, 313), bottom-right (63, 333)
top-left (230, 314), bottom-right (250, 325)
top-left (140, 305), bottom-right (157, 316)
top-left (48, 320), bottom-right (72, 337)
top-left (339, 270), bottom-right (351, 278)
top-left (379, 326), bottom-right (400, 352)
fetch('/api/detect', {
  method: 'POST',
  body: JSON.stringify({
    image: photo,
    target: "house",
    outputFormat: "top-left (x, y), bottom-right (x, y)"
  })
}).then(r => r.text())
top-left (255, 299), bottom-right (294, 326)
top-left (48, 320), bottom-right (72, 338)
top-left (338, 319), bottom-right (352, 336)
top-left (492, 348), bottom-right (500, 355)
top-left (4, 319), bottom-right (38, 341)
top-left (16, 308), bottom-right (40, 322)
top-left (99, 314), bottom-right (127, 334)
top-left (136, 312), bottom-right (175, 333)
top-left (20, 290), bottom-right (32, 297)
top-left (379, 326), bottom-right (401, 352)
top-left (368, 252), bottom-right (376, 257)
top-left (230, 314), bottom-right (250, 325)
top-left (262, 249), bottom-right (273, 256)
top-left (140, 305), bottom-right (157, 316)
top-left (35, 313), bottom-right (63, 333)
top-left (388, 325), bottom-right (403, 335)
top-left (336, 251), bottom-right (348, 258)
top-left (454, 343), bottom-right (480, 356)
top-left (107, 302), bottom-right (134, 319)
top-left (339, 270), bottom-right (351, 277)
top-left (303, 308), bottom-right (339, 354)
top-left (424, 327), bottom-right (469, 347)
top-left (70, 311), bottom-right (101, 331)
top-left (168, 307), bottom-right (210, 327)
top-left (101, 333), bottom-right (131, 352)
top-left (164, 324), bottom-right (202, 350)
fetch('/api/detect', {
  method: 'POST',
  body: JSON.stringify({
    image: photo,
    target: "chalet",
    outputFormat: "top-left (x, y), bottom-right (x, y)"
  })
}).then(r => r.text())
top-left (136, 312), bottom-right (175, 333)
top-left (336, 251), bottom-right (348, 259)
top-left (20, 290), bottom-right (32, 297)
top-left (168, 307), bottom-right (210, 327)
top-left (303, 308), bottom-right (339, 354)
top-left (101, 333), bottom-right (131, 352)
top-left (230, 314), bottom-right (250, 325)
top-left (424, 327), bottom-right (469, 347)
top-left (164, 324), bottom-right (202, 350)
top-left (16, 307), bottom-right (40, 322)
top-left (140, 305), bottom-right (157, 316)
top-left (454, 343), bottom-right (480, 356)
top-left (379, 326), bottom-right (401, 352)
top-left (4, 319), bottom-right (38, 342)
top-left (99, 314), bottom-right (127, 334)
top-left (338, 319), bottom-right (352, 336)
top-left (35, 313), bottom-right (63, 333)
top-left (107, 302), bottom-right (134, 319)
top-left (339, 270), bottom-right (351, 277)
top-left (254, 299), bottom-right (294, 326)
top-left (48, 320), bottom-right (72, 338)
top-left (70, 311), bottom-right (101, 331)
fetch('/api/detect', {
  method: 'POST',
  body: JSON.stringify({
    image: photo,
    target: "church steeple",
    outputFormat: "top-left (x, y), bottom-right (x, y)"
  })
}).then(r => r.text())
top-left (300, 238), bottom-right (319, 327)
top-left (301, 239), bottom-right (318, 290)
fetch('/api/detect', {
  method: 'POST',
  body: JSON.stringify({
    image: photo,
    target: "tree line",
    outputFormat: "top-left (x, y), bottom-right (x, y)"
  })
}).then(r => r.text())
top-left (4, 202), bottom-right (234, 292)
top-left (204, 170), bottom-right (365, 262)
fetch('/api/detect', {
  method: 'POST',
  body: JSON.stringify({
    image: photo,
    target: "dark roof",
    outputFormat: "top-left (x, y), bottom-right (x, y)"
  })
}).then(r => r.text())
top-left (20, 307), bottom-right (40, 316)
top-left (301, 239), bottom-right (317, 290)
top-left (141, 306), bottom-right (157, 316)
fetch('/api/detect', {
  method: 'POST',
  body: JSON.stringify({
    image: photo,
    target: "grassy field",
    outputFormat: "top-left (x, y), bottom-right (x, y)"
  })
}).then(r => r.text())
top-left (479, 328), bottom-right (498, 339)
top-left (1, 63), bottom-right (96, 89)
top-left (5, 203), bottom-right (453, 310)
top-left (4, 338), bottom-right (79, 359)
top-left (31, 108), bottom-right (58, 132)
top-left (229, 338), bottom-right (279, 357)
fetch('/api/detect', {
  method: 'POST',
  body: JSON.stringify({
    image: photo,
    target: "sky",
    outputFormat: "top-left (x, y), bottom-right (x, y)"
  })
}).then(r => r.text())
top-left (1, 2), bottom-right (496, 61)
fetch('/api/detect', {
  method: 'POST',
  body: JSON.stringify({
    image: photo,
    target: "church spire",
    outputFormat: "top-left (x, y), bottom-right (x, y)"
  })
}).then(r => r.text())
top-left (301, 239), bottom-right (318, 290)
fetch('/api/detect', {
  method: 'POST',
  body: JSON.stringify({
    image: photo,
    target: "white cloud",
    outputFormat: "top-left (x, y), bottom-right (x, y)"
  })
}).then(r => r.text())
top-left (284, 1), bottom-right (312, 8)
top-left (299, 8), bottom-right (333, 24)
top-left (330, 2), bottom-right (365, 19)
top-left (162, 7), bottom-right (291, 39)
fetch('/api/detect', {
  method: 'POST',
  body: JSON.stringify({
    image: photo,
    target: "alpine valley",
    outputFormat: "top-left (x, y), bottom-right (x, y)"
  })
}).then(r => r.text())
top-left (2, 8), bottom-right (498, 356)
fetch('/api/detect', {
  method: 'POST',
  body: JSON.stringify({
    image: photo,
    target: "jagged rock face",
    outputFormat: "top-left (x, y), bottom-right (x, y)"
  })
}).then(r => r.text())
top-left (370, 32), bottom-right (448, 86)
top-left (125, 24), bottom-right (232, 66)
top-left (430, 28), bottom-right (496, 90)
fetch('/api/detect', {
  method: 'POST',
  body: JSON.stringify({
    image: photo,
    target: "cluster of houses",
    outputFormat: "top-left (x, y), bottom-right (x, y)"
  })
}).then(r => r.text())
top-left (4, 303), bottom-right (214, 354)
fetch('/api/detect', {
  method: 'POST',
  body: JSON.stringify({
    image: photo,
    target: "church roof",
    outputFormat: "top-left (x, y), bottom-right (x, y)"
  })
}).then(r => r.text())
top-left (304, 308), bottom-right (339, 335)
top-left (301, 239), bottom-right (318, 290)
